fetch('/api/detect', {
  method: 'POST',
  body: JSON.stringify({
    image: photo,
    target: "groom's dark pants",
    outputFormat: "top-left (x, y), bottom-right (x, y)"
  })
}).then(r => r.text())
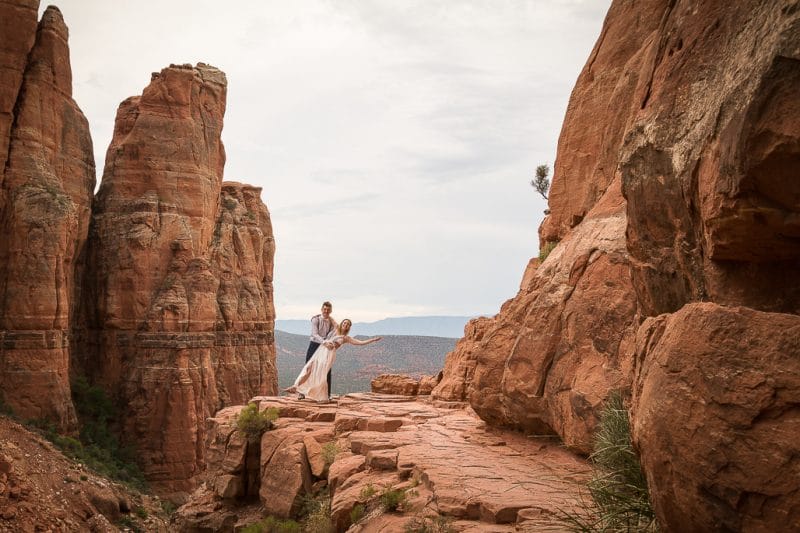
top-left (306, 341), bottom-right (332, 394)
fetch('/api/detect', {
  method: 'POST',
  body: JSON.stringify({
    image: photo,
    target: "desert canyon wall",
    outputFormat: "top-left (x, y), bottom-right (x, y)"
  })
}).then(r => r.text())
top-left (435, 0), bottom-right (800, 529)
top-left (0, 0), bottom-right (277, 496)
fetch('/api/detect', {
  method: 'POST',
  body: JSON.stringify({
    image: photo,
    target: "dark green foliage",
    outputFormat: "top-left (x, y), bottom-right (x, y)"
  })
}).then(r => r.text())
top-left (134, 506), bottom-right (148, 519)
top-left (69, 376), bottom-right (147, 490)
top-left (561, 391), bottom-right (658, 532)
top-left (0, 393), bottom-right (14, 416)
top-left (241, 516), bottom-right (301, 533)
top-left (539, 240), bottom-right (558, 261)
top-left (380, 488), bottom-right (407, 512)
top-left (349, 504), bottom-right (365, 526)
top-left (531, 163), bottom-right (550, 200)
top-left (116, 515), bottom-right (143, 532)
top-left (236, 404), bottom-right (278, 442)
top-left (321, 441), bottom-right (339, 467)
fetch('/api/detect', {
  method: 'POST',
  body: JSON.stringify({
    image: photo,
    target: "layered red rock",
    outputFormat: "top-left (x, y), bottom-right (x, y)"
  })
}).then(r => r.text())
top-left (83, 64), bottom-right (276, 495)
top-left (0, 0), bottom-right (39, 173)
top-left (0, 4), bottom-right (94, 428)
top-left (630, 303), bottom-right (800, 532)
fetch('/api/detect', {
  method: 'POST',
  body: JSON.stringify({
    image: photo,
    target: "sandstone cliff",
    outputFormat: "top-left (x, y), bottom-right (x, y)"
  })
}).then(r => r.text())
top-left (81, 64), bottom-right (277, 495)
top-left (0, 2), bottom-right (94, 430)
top-left (435, 0), bottom-right (800, 529)
top-left (0, 4), bottom-right (277, 497)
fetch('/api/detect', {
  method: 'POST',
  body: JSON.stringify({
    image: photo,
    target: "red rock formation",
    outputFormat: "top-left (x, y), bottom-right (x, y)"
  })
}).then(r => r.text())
top-left (620, 1), bottom-right (800, 316)
top-left (630, 303), bottom-right (800, 532)
top-left (436, 0), bottom-right (800, 528)
top-left (83, 64), bottom-right (276, 495)
top-left (0, 0), bottom-right (39, 173)
top-left (0, 4), bottom-right (95, 428)
top-left (433, 19), bottom-right (644, 449)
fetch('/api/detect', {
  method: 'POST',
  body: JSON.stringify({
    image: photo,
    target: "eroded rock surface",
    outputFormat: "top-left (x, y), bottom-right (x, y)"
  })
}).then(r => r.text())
top-left (0, 4), bottom-right (94, 429)
top-left (81, 64), bottom-right (276, 495)
top-left (174, 394), bottom-right (590, 532)
top-left (631, 303), bottom-right (800, 532)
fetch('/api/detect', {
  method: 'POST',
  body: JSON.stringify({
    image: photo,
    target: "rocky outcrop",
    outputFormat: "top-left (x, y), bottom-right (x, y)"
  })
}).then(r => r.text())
top-left (436, 0), bottom-right (800, 527)
top-left (371, 373), bottom-right (441, 396)
top-left (630, 303), bottom-right (800, 532)
top-left (82, 64), bottom-right (277, 495)
top-left (174, 394), bottom-right (590, 532)
top-left (0, 3), bottom-right (94, 429)
top-left (620, 0), bottom-right (800, 316)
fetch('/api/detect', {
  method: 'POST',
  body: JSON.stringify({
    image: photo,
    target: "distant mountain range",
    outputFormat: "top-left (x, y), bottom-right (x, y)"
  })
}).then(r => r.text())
top-left (276, 315), bottom-right (475, 338)
top-left (276, 330), bottom-right (457, 395)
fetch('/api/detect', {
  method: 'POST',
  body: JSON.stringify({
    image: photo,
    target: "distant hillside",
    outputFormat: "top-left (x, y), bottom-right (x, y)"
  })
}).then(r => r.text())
top-left (276, 315), bottom-right (474, 338)
top-left (276, 330), bottom-right (456, 395)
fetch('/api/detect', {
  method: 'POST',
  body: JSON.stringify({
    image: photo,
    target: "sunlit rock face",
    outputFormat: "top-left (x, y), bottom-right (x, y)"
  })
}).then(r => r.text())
top-left (0, 3), bottom-right (95, 430)
top-left (82, 64), bottom-right (277, 495)
top-left (437, 0), bottom-right (800, 527)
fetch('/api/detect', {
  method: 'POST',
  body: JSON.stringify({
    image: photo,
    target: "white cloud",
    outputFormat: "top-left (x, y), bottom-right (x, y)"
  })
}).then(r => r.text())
top-left (43, 0), bottom-right (610, 320)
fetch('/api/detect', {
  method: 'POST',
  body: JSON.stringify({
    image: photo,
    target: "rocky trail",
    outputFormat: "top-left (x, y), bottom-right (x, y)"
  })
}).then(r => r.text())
top-left (176, 393), bottom-right (591, 532)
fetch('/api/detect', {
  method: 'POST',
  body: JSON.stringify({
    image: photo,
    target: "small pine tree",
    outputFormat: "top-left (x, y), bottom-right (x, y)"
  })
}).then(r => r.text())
top-left (531, 164), bottom-right (550, 200)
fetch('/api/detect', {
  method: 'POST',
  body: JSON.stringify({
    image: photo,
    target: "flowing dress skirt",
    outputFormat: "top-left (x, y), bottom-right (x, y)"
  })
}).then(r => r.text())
top-left (292, 344), bottom-right (336, 401)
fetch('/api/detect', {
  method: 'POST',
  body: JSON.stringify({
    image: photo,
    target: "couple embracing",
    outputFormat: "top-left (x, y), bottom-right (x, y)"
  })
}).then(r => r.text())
top-left (284, 301), bottom-right (382, 402)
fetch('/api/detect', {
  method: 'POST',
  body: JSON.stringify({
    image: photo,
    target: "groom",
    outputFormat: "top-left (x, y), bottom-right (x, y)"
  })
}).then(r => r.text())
top-left (300, 301), bottom-right (336, 399)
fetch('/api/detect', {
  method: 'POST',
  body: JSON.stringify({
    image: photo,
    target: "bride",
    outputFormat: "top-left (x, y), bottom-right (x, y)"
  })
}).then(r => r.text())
top-left (284, 319), bottom-right (381, 402)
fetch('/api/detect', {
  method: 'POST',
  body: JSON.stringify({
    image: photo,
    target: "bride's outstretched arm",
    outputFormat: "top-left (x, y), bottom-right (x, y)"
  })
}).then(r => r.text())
top-left (345, 336), bottom-right (382, 346)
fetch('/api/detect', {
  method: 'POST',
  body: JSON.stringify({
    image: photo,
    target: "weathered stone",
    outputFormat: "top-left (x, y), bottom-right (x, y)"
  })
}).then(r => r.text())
top-left (82, 64), bottom-right (276, 494)
top-left (371, 374), bottom-right (419, 395)
top-left (259, 427), bottom-right (312, 518)
top-left (328, 454), bottom-right (365, 496)
top-left (213, 474), bottom-right (243, 500)
top-left (0, 0), bottom-right (39, 172)
top-left (434, 209), bottom-right (637, 453)
top-left (631, 303), bottom-right (800, 532)
top-left (303, 435), bottom-right (326, 478)
top-left (0, 4), bottom-right (95, 430)
top-left (365, 449), bottom-right (398, 471)
top-left (619, 1), bottom-right (800, 315)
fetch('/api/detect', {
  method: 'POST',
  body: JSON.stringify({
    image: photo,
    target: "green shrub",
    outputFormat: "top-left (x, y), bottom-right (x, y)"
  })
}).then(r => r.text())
top-left (299, 487), bottom-right (333, 533)
top-left (240, 516), bottom-right (301, 533)
top-left (404, 514), bottom-right (455, 533)
top-left (321, 441), bottom-right (339, 467)
top-left (539, 240), bottom-right (558, 261)
top-left (561, 390), bottom-right (658, 532)
top-left (236, 404), bottom-right (278, 442)
top-left (349, 503), bottom-right (365, 526)
top-left (359, 484), bottom-right (376, 500)
top-left (25, 377), bottom-right (148, 493)
top-left (160, 500), bottom-right (177, 516)
top-left (134, 506), bottom-right (148, 519)
top-left (380, 488), bottom-right (407, 512)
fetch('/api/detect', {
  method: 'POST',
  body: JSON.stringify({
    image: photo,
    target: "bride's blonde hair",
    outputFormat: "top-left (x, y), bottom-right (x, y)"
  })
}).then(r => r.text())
top-left (337, 319), bottom-right (352, 336)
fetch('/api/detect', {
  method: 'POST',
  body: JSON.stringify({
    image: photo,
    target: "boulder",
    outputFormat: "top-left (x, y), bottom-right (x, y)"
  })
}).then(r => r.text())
top-left (631, 303), bottom-right (800, 532)
top-left (371, 374), bottom-right (419, 395)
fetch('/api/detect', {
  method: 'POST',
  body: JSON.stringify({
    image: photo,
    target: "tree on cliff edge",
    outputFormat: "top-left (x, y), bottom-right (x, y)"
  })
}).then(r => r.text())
top-left (531, 164), bottom-right (550, 200)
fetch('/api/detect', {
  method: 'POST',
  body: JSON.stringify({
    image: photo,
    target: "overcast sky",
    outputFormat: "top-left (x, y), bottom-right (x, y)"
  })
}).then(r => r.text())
top-left (42, 1), bottom-right (611, 321)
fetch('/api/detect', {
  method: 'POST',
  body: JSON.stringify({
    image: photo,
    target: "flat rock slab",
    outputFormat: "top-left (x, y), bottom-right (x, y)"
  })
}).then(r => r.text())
top-left (248, 393), bottom-right (590, 528)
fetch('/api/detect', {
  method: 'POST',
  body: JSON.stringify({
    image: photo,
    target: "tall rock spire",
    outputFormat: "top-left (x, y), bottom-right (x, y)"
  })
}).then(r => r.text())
top-left (0, 4), bottom-right (95, 429)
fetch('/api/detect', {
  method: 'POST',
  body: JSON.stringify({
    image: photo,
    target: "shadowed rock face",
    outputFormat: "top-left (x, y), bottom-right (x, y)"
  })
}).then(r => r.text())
top-left (0, 3), bottom-right (95, 429)
top-left (620, 0), bottom-right (800, 317)
top-left (82, 64), bottom-right (277, 495)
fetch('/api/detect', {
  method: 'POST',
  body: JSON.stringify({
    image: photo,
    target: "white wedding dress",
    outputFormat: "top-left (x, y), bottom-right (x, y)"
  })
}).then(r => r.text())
top-left (292, 334), bottom-right (346, 401)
